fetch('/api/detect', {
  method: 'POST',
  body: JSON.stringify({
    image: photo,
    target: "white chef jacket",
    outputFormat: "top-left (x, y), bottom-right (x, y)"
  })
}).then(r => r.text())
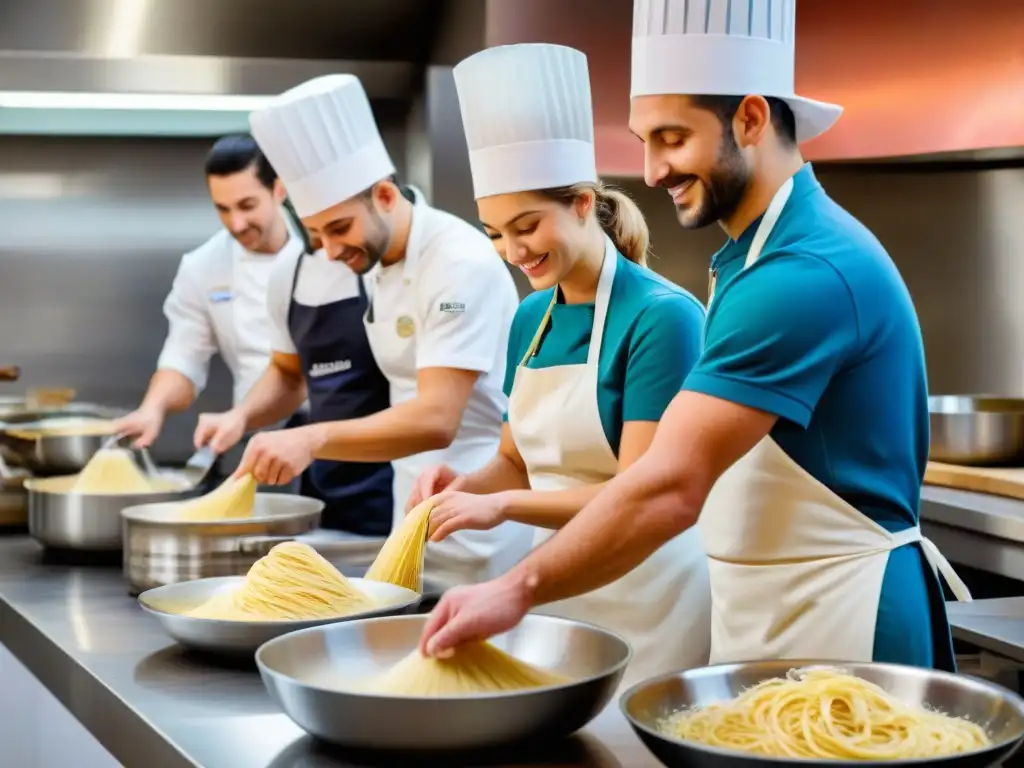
top-left (156, 227), bottom-right (305, 406)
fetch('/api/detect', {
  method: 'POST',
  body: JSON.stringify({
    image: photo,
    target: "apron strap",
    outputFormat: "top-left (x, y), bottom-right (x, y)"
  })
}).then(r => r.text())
top-left (890, 526), bottom-right (972, 603)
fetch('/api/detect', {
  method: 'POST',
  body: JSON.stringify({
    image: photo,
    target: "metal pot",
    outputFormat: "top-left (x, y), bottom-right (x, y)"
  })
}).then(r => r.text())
top-left (25, 469), bottom-right (203, 551)
top-left (122, 494), bottom-right (326, 595)
top-left (0, 406), bottom-right (127, 474)
top-left (929, 395), bottom-right (1024, 466)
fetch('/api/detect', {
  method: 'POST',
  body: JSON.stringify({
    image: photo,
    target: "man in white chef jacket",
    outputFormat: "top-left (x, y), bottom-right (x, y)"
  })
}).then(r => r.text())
top-left (115, 135), bottom-right (305, 457)
top-left (239, 74), bottom-right (533, 586)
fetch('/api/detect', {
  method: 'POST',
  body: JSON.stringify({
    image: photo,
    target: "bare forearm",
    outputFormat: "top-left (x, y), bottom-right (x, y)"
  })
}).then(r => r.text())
top-left (459, 453), bottom-right (530, 496)
top-left (238, 366), bottom-right (306, 430)
top-left (142, 370), bottom-right (197, 415)
top-left (498, 483), bottom-right (607, 530)
top-left (509, 453), bottom-right (696, 605)
top-left (311, 397), bottom-right (456, 463)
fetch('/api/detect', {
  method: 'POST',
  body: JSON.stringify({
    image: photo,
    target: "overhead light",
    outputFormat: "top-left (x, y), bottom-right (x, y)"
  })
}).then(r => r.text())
top-left (0, 91), bottom-right (275, 112)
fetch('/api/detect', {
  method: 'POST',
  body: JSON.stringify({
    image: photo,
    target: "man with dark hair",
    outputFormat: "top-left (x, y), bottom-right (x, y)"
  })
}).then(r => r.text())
top-left (418, 0), bottom-right (971, 674)
top-left (115, 134), bottom-right (302, 451)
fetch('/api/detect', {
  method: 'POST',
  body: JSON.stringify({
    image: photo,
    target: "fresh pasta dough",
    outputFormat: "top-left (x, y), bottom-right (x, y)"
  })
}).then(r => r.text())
top-left (70, 448), bottom-right (156, 494)
top-left (358, 641), bottom-right (568, 696)
top-left (175, 473), bottom-right (257, 521)
top-left (186, 541), bottom-right (379, 621)
top-left (661, 666), bottom-right (991, 760)
top-left (364, 498), bottom-right (433, 592)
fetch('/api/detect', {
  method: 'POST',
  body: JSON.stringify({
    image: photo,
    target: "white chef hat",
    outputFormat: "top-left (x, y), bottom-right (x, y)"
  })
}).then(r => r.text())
top-left (249, 74), bottom-right (395, 217)
top-left (453, 43), bottom-right (598, 200)
top-left (631, 0), bottom-right (842, 143)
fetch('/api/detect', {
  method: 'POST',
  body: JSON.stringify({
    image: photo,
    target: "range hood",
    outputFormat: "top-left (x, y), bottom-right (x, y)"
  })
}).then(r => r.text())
top-left (0, 0), bottom-right (439, 137)
top-left (485, 0), bottom-right (1024, 173)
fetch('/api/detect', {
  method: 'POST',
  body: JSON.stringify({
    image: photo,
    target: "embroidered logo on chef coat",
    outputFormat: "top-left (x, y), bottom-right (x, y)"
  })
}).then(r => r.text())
top-left (439, 302), bottom-right (466, 314)
top-left (395, 315), bottom-right (415, 339)
top-left (309, 360), bottom-right (352, 378)
top-left (208, 287), bottom-right (233, 303)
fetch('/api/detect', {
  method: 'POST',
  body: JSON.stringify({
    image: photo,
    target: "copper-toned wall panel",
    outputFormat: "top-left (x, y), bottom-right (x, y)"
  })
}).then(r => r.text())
top-left (486, 0), bottom-right (1024, 172)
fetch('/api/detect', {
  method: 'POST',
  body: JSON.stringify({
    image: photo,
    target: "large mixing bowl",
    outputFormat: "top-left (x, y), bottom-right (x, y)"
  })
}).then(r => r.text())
top-left (929, 395), bottom-right (1024, 466)
top-left (621, 659), bottom-right (1024, 768)
top-left (256, 613), bottom-right (631, 751)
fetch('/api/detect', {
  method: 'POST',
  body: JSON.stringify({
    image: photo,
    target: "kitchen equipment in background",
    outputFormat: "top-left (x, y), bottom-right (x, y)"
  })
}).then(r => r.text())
top-left (121, 494), bottom-right (328, 594)
top-left (138, 575), bottom-right (420, 656)
top-left (620, 659), bottom-right (1024, 768)
top-left (0, 406), bottom-right (127, 474)
top-left (925, 462), bottom-right (1024, 501)
top-left (930, 396), bottom-right (1024, 466)
top-left (0, 452), bottom-right (28, 527)
top-left (0, 366), bottom-right (20, 381)
top-left (255, 613), bottom-right (630, 751)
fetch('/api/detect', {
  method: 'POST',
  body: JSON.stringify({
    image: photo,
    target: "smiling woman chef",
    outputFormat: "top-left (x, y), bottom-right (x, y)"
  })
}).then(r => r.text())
top-left (419, 0), bottom-right (972, 670)
top-left (406, 43), bottom-right (710, 686)
top-left (239, 74), bottom-right (533, 586)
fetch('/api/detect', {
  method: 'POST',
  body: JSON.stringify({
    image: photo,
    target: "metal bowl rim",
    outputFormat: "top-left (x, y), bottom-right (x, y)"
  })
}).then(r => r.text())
top-left (137, 575), bottom-right (421, 627)
top-left (618, 659), bottom-right (1024, 765)
top-left (255, 612), bottom-right (633, 703)
top-left (23, 475), bottom-right (197, 501)
top-left (120, 494), bottom-right (325, 525)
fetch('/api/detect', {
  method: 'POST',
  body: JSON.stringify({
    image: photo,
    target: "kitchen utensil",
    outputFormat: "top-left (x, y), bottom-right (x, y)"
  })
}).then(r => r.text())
top-left (255, 613), bottom-right (631, 751)
top-left (0, 406), bottom-right (127, 474)
top-left (620, 659), bottom-right (1024, 768)
top-left (25, 468), bottom-right (201, 550)
top-left (182, 446), bottom-right (217, 486)
top-left (138, 575), bottom-right (421, 655)
top-left (925, 461), bottom-right (1024, 500)
top-left (121, 494), bottom-right (327, 594)
top-left (930, 395), bottom-right (1024, 466)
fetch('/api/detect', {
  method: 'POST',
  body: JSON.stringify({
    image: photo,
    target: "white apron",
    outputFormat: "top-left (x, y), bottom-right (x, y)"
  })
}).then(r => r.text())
top-left (508, 238), bottom-right (711, 688)
top-left (701, 176), bottom-right (971, 665)
top-left (364, 255), bottom-right (533, 590)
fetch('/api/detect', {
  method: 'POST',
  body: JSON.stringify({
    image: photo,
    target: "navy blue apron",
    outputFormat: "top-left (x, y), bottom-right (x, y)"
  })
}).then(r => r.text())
top-left (287, 254), bottom-right (394, 535)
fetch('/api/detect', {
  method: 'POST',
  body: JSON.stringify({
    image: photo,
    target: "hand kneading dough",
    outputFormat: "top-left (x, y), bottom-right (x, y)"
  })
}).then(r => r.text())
top-left (364, 498), bottom-right (433, 592)
top-left (71, 448), bottom-right (156, 494)
top-left (186, 541), bottom-right (379, 621)
top-left (358, 641), bottom-right (568, 696)
top-left (175, 473), bottom-right (257, 521)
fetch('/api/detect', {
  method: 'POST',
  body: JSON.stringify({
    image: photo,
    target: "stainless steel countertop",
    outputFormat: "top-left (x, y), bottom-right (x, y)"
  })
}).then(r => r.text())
top-left (0, 534), bottom-right (655, 768)
top-left (922, 484), bottom-right (1024, 544)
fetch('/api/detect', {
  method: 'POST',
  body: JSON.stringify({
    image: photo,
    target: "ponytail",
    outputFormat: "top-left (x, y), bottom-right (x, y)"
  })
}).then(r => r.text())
top-left (592, 185), bottom-right (650, 267)
top-left (538, 183), bottom-right (652, 267)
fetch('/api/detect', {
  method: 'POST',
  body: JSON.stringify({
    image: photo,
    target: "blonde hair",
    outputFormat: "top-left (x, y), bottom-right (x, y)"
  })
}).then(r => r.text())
top-left (539, 183), bottom-right (651, 266)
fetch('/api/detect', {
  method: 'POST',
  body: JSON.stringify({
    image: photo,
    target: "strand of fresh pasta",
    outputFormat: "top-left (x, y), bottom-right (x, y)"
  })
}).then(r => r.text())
top-left (364, 499), bottom-right (433, 591)
top-left (187, 542), bottom-right (378, 621)
top-left (176, 473), bottom-right (257, 521)
top-left (662, 667), bottom-right (990, 759)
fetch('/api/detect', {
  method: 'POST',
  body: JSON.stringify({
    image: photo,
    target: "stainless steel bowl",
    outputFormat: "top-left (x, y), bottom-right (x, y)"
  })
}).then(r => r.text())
top-left (122, 494), bottom-right (324, 594)
top-left (256, 613), bottom-right (631, 751)
top-left (0, 406), bottom-right (127, 473)
top-left (25, 470), bottom-right (202, 550)
top-left (620, 660), bottom-right (1024, 768)
top-left (139, 575), bottom-right (421, 655)
top-left (929, 396), bottom-right (1024, 466)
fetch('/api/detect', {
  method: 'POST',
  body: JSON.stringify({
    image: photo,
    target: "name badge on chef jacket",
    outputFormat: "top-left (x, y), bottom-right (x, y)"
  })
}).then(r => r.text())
top-left (208, 287), bottom-right (233, 304)
top-left (395, 316), bottom-right (415, 339)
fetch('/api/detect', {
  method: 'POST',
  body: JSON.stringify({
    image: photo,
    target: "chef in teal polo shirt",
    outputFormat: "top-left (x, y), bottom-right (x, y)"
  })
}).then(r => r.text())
top-left (418, 0), bottom-right (971, 671)
top-left (406, 42), bottom-right (711, 686)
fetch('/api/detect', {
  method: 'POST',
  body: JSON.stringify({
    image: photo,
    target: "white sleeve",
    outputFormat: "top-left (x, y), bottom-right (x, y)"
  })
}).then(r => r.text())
top-left (156, 255), bottom-right (217, 393)
top-left (415, 245), bottom-right (506, 373)
top-left (266, 248), bottom-right (299, 355)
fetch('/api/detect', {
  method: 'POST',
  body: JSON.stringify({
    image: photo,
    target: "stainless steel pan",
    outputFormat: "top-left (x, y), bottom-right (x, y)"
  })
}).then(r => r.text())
top-left (138, 575), bottom-right (421, 655)
top-left (0, 405), bottom-right (127, 474)
top-left (930, 395), bottom-right (1024, 466)
top-left (256, 613), bottom-right (631, 751)
top-left (621, 659), bottom-right (1024, 768)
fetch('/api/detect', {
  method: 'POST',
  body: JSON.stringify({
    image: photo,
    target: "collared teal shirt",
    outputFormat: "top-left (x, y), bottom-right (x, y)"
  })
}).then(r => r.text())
top-left (683, 164), bottom-right (953, 671)
top-left (503, 251), bottom-right (705, 454)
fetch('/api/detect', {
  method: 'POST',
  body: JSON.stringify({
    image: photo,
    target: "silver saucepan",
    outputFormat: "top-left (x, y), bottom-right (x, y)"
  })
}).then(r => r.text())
top-left (0, 405), bottom-right (127, 474)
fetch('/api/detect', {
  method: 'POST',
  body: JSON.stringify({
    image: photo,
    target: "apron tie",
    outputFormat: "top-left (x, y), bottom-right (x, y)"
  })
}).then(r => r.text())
top-left (890, 526), bottom-right (972, 603)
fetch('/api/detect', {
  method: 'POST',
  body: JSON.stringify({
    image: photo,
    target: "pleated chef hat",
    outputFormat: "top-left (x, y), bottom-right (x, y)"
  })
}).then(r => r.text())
top-left (249, 74), bottom-right (395, 217)
top-left (454, 43), bottom-right (597, 200)
top-left (631, 0), bottom-right (843, 143)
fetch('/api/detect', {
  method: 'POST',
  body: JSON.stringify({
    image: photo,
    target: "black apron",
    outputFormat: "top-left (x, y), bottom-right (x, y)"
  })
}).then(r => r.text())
top-left (287, 254), bottom-right (394, 535)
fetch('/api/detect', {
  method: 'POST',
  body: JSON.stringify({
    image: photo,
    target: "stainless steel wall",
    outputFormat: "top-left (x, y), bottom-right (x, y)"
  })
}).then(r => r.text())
top-left (613, 163), bottom-right (1024, 397)
top-left (0, 123), bottom-right (408, 464)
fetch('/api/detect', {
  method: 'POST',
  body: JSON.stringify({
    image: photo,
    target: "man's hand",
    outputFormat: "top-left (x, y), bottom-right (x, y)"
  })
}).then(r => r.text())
top-left (406, 464), bottom-right (464, 513)
top-left (194, 409), bottom-right (247, 454)
top-left (112, 407), bottom-right (165, 449)
top-left (427, 491), bottom-right (507, 542)
top-left (418, 570), bottom-right (536, 658)
top-left (233, 425), bottom-right (324, 486)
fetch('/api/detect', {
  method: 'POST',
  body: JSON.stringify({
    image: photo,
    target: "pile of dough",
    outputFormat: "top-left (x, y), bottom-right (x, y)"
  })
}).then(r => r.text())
top-left (71, 448), bottom-right (156, 494)
top-left (364, 498), bottom-right (433, 592)
top-left (186, 541), bottom-right (379, 621)
top-left (358, 641), bottom-right (568, 696)
top-left (175, 473), bottom-right (257, 521)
